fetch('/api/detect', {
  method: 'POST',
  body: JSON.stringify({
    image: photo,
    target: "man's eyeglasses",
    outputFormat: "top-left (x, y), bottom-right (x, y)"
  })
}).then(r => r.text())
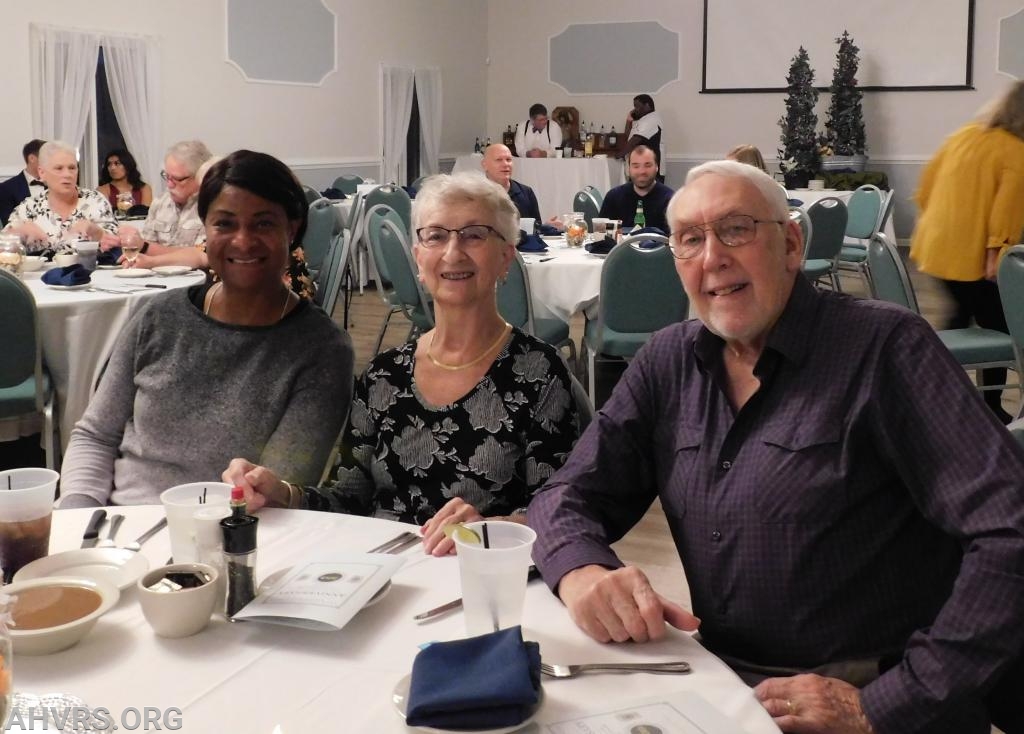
top-left (669, 214), bottom-right (784, 260)
top-left (161, 170), bottom-right (194, 184)
top-left (416, 225), bottom-right (502, 248)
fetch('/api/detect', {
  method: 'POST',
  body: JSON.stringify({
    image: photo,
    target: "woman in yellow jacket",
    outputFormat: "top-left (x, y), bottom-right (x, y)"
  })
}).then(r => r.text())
top-left (910, 80), bottom-right (1024, 424)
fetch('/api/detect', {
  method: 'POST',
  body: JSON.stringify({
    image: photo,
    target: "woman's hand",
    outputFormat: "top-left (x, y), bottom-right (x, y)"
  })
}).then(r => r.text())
top-left (420, 497), bottom-right (485, 556)
top-left (221, 458), bottom-right (290, 512)
top-left (7, 222), bottom-right (48, 246)
top-left (986, 248), bottom-right (1000, 281)
top-left (68, 220), bottom-right (97, 239)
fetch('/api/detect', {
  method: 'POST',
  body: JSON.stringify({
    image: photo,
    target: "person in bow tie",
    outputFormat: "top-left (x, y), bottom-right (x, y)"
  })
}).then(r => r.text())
top-left (514, 103), bottom-right (563, 158)
top-left (0, 138), bottom-right (47, 226)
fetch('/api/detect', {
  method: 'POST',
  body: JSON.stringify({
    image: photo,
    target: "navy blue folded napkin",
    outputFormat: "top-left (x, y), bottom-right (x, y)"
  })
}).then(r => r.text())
top-left (401, 185), bottom-right (418, 199)
top-left (585, 235), bottom-right (616, 255)
top-left (787, 198), bottom-right (804, 207)
top-left (406, 626), bottom-right (541, 730)
top-left (538, 223), bottom-right (561, 236)
top-left (42, 264), bottom-right (90, 286)
top-left (517, 234), bottom-right (548, 253)
top-left (321, 187), bottom-right (346, 200)
top-left (627, 226), bottom-right (667, 249)
top-left (97, 246), bottom-right (122, 266)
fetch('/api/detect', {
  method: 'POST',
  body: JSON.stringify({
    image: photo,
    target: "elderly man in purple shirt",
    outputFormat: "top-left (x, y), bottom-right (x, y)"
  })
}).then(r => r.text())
top-left (528, 159), bottom-right (1024, 734)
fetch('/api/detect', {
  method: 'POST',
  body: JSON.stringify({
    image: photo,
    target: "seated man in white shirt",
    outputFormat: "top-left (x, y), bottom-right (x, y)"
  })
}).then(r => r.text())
top-left (514, 103), bottom-right (563, 158)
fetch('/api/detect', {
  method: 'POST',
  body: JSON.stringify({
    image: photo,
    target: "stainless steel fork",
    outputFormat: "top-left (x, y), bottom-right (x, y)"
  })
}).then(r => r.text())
top-left (368, 531), bottom-right (419, 554)
top-left (540, 661), bottom-right (691, 678)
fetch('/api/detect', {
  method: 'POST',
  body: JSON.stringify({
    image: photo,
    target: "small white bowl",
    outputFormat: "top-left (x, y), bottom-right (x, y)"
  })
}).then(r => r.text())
top-left (53, 253), bottom-right (79, 267)
top-left (5, 576), bottom-right (120, 655)
top-left (137, 562), bottom-right (220, 638)
top-left (20, 255), bottom-right (45, 272)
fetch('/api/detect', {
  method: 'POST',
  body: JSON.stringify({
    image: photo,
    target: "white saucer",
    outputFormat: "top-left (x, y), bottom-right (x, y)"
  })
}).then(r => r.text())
top-left (152, 265), bottom-right (192, 276)
top-left (13, 547), bottom-right (150, 591)
top-left (114, 268), bottom-right (154, 278)
top-left (97, 264), bottom-right (122, 270)
top-left (258, 567), bottom-right (392, 609)
top-left (44, 283), bottom-right (91, 291)
top-left (392, 674), bottom-right (543, 733)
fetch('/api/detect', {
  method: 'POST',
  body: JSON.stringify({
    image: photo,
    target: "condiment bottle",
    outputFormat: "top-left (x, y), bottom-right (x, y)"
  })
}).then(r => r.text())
top-left (221, 487), bottom-right (258, 618)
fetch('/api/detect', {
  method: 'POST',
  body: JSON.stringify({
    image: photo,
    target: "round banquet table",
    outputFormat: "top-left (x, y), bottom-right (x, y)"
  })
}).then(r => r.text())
top-left (522, 237), bottom-right (605, 323)
top-left (786, 188), bottom-right (897, 243)
top-left (6, 268), bottom-right (205, 451)
top-left (16, 506), bottom-right (782, 734)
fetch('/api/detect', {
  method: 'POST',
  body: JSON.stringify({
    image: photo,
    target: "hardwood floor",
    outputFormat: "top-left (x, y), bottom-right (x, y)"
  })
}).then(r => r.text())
top-left (331, 249), bottom-right (1018, 622)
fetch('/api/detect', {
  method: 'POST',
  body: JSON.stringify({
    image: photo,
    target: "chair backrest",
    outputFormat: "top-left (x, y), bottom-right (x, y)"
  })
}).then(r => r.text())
top-left (302, 198), bottom-right (337, 275)
top-left (998, 245), bottom-right (1024, 356)
top-left (845, 184), bottom-right (883, 240)
top-left (331, 175), bottom-right (364, 195)
top-left (572, 190), bottom-right (601, 229)
top-left (362, 185), bottom-right (412, 236)
top-left (370, 218), bottom-right (434, 329)
top-left (877, 189), bottom-right (896, 234)
top-left (866, 233), bottom-right (920, 313)
top-left (583, 185), bottom-right (604, 208)
top-left (313, 231), bottom-right (346, 313)
top-left (600, 238), bottom-right (688, 334)
top-left (365, 204), bottom-right (407, 286)
top-left (792, 208), bottom-right (812, 257)
top-left (302, 185), bottom-right (322, 204)
top-left (0, 270), bottom-right (44, 410)
top-left (804, 197), bottom-right (848, 261)
top-left (496, 251), bottom-right (535, 334)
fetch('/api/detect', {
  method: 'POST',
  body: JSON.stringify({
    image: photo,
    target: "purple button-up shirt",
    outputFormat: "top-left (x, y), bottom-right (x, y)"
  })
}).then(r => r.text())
top-left (528, 276), bottom-right (1024, 732)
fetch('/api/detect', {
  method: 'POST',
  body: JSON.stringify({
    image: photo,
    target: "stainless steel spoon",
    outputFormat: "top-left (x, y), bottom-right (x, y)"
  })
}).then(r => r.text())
top-left (96, 514), bottom-right (125, 548)
top-left (123, 517), bottom-right (168, 551)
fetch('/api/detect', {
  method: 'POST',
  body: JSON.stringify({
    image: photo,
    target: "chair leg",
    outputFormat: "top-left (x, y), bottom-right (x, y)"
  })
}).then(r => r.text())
top-left (373, 309), bottom-right (396, 356)
top-left (43, 399), bottom-right (57, 471)
top-left (586, 342), bottom-right (597, 405)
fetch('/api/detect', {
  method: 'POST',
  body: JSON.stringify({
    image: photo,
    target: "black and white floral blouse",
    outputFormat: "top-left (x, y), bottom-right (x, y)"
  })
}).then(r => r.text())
top-left (304, 328), bottom-right (580, 524)
top-left (6, 188), bottom-right (117, 254)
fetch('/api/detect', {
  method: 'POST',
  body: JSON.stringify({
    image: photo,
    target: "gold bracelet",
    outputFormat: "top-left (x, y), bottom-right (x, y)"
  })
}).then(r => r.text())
top-left (284, 482), bottom-right (302, 509)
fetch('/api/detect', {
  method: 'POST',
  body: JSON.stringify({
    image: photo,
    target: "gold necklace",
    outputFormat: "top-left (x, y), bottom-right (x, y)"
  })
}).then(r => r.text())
top-left (204, 282), bottom-right (292, 322)
top-left (427, 322), bottom-right (512, 371)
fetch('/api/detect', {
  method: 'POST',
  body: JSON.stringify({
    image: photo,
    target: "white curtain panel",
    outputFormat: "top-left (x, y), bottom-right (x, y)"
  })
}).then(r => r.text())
top-left (415, 68), bottom-right (443, 177)
top-left (381, 65), bottom-right (415, 184)
top-left (100, 34), bottom-right (161, 192)
top-left (30, 24), bottom-right (100, 150)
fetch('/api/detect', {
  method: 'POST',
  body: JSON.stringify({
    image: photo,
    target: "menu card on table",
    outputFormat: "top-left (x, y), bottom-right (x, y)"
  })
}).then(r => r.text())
top-left (541, 691), bottom-right (748, 734)
top-left (231, 552), bottom-right (404, 631)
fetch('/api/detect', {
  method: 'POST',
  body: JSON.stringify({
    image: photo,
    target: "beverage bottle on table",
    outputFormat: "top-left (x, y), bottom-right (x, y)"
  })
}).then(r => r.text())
top-left (221, 487), bottom-right (258, 618)
top-left (474, 137), bottom-right (481, 154)
top-left (633, 201), bottom-right (646, 231)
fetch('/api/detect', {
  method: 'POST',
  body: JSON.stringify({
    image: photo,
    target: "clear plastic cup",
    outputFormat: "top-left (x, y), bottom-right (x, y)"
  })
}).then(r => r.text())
top-left (160, 482), bottom-right (232, 563)
top-left (0, 468), bottom-right (59, 582)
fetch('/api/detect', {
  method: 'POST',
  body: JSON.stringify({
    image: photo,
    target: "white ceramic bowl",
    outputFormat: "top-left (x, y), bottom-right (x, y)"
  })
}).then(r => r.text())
top-left (53, 253), bottom-right (79, 267)
top-left (5, 575), bottom-right (120, 655)
top-left (20, 255), bottom-right (45, 272)
top-left (137, 562), bottom-right (219, 638)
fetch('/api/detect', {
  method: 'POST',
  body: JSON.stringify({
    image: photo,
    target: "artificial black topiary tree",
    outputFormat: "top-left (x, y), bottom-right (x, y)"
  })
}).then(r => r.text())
top-left (822, 31), bottom-right (866, 156)
top-left (778, 46), bottom-right (819, 185)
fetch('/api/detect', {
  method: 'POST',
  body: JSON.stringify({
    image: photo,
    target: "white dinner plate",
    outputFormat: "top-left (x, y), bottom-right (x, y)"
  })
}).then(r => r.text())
top-left (114, 268), bottom-right (154, 278)
top-left (152, 265), bottom-right (193, 276)
top-left (392, 674), bottom-right (543, 733)
top-left (258, 567), bottom-right (392, 609)
top-left (13, 547), bottom-right (150, 591)
top-left (44, 282), bottom-right (92, 291)
top-left (97, 264), bottom-right (122, 270)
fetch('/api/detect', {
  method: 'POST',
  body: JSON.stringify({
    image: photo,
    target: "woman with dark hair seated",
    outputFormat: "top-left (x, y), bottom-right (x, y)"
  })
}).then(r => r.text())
top-left (224, 173), bottom-right (581, 554)
top-left (58, 150), bottom-right (354, 508)
top-left (97, 148), bottom-right (153, 212)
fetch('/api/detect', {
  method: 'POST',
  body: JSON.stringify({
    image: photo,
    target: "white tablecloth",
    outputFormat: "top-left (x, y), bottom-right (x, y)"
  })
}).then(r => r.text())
top-left (522, 238), bottom-right (605, 322)
top-left (453, 155), bottom-right (624, 223)
top-left (19, 507), bottom-right (780, 734)
top-left (6, 268), bottom-right (205, 450)
top-left (786, 188), bottom-right (897, 243)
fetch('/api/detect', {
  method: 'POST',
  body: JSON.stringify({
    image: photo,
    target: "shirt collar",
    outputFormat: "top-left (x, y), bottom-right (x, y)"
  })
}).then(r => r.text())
top-left (693, 274), bottom-right (819, 372)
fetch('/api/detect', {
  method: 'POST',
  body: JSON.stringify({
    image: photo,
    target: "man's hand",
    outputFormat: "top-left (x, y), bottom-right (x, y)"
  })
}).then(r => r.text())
top-left (754, 675), bottom-right (875, 733)
top-left (558, 565), bottom-right (700, 643)
top-left (221, 458), bottom-right (288, 511)
top-left (420, 497), bottom-right (485, 556)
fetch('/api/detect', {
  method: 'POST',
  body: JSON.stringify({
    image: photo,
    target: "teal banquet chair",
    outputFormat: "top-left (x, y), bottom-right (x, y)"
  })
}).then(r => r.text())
top-left (572, 190), bottom-right (601, 230)
top-left (331, 175), bottom-right (364, 196)
top-left (801, 197), bottom-right (848, 290)
top-left (364, 204), bottom-right (415, 355)
top-left (367, 216), bottom-right (434, 340)
top-left (0, 270), bottom-right (58, 469)
top-left (302, 198), bottom-right (338, 279)
top-left (998, 245), bottom-right (1024, 418)
top-left (836, 184), bottom-right (888, 292)
top-left (497, 251), bottom-right (577, 370)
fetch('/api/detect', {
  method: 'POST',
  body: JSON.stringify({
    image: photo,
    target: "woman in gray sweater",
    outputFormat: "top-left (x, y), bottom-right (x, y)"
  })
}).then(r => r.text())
top-left (59, 150), bottom-right (353, 507)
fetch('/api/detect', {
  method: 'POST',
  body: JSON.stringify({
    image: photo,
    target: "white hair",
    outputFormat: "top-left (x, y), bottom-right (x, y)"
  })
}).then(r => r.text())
top-left (413, 173), bottom-right (520, 244)
top-left (671, 159), bottom-right (789, 224)
top-left (165, 140), bottom-right (213, 175)
top-left (38, 140), bottom-right (78, 168)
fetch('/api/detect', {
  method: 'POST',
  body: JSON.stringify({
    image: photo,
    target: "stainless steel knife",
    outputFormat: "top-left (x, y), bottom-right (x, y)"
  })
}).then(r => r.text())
top-left (413, 565), bottom-right (542, 621)
top-left (81, 509), bottom-right (107, 548)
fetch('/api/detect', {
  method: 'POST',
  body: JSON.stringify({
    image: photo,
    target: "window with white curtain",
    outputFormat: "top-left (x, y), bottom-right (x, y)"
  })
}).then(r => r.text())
top-left (29, 24), bottom-right (160, 189)
top-left (380, 65), bottom-right (442, 184)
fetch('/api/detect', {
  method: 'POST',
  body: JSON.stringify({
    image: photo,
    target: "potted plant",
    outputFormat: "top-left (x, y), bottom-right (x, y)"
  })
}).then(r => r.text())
top-left (777, 46), bottom-right (820, 189)
top-left (820, 31), bottom-right (867, 173)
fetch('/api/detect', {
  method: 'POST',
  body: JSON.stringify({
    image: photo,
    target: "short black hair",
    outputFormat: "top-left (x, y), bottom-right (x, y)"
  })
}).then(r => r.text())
top-left (198, 150), bottom-right (309, 248)
top-left (23, 139), bottom-right (46, 162)
top-left (528, 103), bottom-right (548, 118)
top-left (626, 142), bottom-right (657, 167)
top-left (633, 94), bottom-right (655, 111)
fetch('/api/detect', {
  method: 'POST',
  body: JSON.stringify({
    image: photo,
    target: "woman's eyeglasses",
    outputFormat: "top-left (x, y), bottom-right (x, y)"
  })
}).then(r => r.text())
top-left (416, 225), bottom-right (502, 248)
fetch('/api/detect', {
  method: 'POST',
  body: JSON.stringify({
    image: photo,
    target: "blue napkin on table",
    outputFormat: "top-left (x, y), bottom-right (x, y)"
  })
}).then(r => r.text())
top-left (406, 626), bottom-right (542, 730)
top-left (787, 198), bottom-right (804, 207)
top-left (517, 233), bottom-right (548, 253)
top-left (41, 264), bottom-right (90, 286)
top-left (628, 226), bottom-right (667, 249)
top-left (585, 235), bottom-right (616, 255)
top-left (97, 246), bottom-right (122, 266)
top-left (538, 223), bottom-right (561, 236)
top-left (321, 187), bottom-right (346, 200)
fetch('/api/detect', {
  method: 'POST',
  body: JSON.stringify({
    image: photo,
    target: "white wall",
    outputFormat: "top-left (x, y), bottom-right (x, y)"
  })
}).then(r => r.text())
top-left (486, 0), bottom-right (1024, 236)
top-left (0, 0), bottom-right (488, 188)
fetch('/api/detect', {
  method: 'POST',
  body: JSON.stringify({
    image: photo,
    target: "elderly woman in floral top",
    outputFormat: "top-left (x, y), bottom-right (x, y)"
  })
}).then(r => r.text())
top-left (4, 140), bottom-right (117, 255)
top-left (224, 173), bottom-right (581, 554)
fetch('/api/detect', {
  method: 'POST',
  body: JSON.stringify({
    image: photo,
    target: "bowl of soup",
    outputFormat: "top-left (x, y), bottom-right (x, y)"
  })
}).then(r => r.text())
top-left (4, 576), bottom-right (119, 655)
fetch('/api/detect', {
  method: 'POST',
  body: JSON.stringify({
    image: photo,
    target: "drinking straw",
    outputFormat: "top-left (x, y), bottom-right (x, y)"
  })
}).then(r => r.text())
top-left (482, 522), bottom-right (490, 549)
top-left (481, 522), bottom-right (499, 631)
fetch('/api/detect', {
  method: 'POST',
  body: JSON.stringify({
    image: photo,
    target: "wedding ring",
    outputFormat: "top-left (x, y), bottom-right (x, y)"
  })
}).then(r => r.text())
top-left (786, 699), bottom-right (795, 715)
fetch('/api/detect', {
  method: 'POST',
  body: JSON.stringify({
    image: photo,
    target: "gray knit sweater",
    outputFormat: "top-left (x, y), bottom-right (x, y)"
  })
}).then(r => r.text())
top-left (59, 287), bottom-right (353, 507)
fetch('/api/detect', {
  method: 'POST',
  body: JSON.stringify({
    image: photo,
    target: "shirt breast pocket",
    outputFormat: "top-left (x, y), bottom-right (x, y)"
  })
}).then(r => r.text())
top-left (657, 423), bottom-right (703, 519)
top-left (755, 422), bottom-right (844, 523)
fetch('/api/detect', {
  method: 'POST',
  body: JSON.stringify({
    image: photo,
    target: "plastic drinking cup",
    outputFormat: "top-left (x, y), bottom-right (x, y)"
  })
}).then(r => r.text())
top-left (453, 521), bottom-right (536, 637)
top-left (0, 468), bottom-right (59, 582)
top-left (160, 482), bottom-right (232, 563)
